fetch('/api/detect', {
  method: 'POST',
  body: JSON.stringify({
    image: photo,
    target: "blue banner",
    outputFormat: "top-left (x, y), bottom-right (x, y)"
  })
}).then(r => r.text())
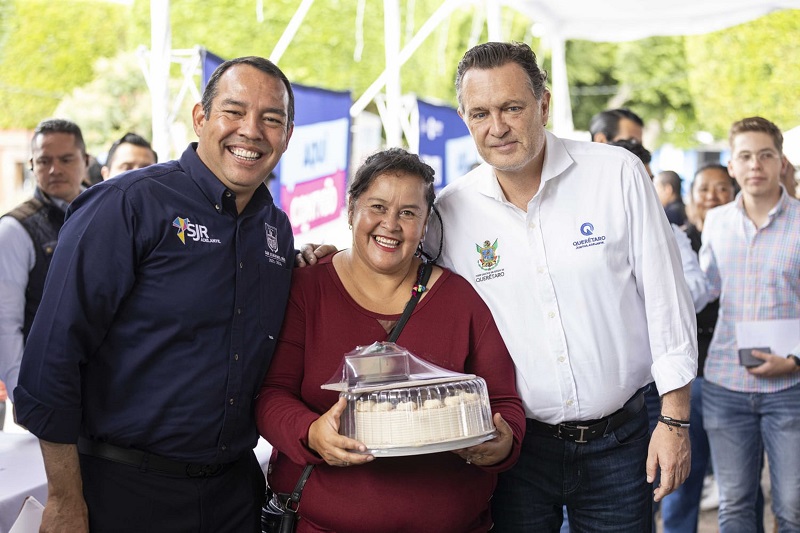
top-left (417, 99), bottom-right (478, 189)
top-left (200, 49), bottom-right (225, 90)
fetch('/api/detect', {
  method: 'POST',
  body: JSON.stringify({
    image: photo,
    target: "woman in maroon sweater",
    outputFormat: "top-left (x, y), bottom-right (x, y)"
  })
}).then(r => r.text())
top-left (256, 148), bottom-right (525, 532)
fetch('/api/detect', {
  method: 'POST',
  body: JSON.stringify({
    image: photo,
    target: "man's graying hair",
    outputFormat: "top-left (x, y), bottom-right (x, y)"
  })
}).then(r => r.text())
top-left (455, 42), bottom-right (548, 110)
top-left (201, 56), bottom-right (295, 128)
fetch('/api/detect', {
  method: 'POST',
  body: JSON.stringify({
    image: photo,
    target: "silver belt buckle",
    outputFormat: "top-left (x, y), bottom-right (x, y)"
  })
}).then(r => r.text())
top-left (575, 425), bottom-right (589, 444)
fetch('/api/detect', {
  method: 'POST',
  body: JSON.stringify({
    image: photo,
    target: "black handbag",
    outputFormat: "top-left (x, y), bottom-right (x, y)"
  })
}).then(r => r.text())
top-left (261, 464), bottom-right (314, 533)
top-left (261, 261), bottom-right (433, 533)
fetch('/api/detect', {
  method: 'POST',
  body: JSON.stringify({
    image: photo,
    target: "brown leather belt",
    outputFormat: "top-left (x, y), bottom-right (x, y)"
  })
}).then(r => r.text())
top-left (77, 437), bottom-right (232, 478)
top-left (526, 389), bottom-right (646, 444)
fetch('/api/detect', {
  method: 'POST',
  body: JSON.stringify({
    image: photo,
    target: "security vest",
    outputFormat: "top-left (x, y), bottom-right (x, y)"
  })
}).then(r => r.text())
top-left (4, 188), bottom-right (66, 340)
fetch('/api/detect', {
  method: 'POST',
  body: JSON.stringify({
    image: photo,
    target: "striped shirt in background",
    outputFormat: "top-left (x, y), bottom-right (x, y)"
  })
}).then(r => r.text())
top-left (700, 189), bottom-right (800, 393)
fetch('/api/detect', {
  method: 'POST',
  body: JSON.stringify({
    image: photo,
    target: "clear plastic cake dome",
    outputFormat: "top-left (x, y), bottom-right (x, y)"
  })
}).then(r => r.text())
top-left (321, 342), bottom-right (497, 456)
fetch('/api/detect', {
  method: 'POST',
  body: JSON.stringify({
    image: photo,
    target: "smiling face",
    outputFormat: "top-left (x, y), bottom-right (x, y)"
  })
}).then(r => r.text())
top-left (348, 171), bottom-right (429, 276)
top-left (193, 64), bottom-right (293, 208)
top-left (691, 167), bottom-right (735, 223)
top-left (458, 62), bottom-right (550, 183)
top-left (31, 132), bottom-right (87, 203)
top-left (728, 131), bottom-right (784, 203)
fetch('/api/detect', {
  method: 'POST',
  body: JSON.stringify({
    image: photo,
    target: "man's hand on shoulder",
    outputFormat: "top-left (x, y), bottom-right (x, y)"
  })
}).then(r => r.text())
top-left (295, 243), bottom-right (337, 267)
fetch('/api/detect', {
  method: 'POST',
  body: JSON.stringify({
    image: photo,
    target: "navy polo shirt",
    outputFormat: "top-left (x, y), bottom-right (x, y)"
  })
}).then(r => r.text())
top-left (15, 144), bottom-right (294, 464)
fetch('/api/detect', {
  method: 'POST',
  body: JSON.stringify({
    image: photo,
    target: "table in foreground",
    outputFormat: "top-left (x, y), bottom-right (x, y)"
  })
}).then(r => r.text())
top-left (0, 432), bottom-right (46, 533)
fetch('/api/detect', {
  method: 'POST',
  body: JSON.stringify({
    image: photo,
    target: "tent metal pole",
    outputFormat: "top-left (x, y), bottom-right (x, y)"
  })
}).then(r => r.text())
top-left (485, 0), bottom-right (502, 41)
top-left (270, 0), bottom-right (316, 65)
top-left (350, 0), bottom-right (467, 118)
top-left (550, 33), bottom-right (574, 135)
top-left (384, 0), bottom-right (403, 147)
top-left (150, 0), bottom-right (172, 161)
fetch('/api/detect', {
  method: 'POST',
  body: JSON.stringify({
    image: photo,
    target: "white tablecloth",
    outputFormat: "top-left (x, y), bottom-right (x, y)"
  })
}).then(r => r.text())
top-left (0, 433), bottom-right (47, 533)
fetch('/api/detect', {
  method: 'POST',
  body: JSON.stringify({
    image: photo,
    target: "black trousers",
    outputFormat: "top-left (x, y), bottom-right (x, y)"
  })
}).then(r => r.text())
top-left (80, 450), bottom-right (266, 533)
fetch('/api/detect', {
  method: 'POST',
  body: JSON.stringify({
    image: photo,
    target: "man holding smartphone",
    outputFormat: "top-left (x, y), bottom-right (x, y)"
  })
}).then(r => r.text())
top-left (699, 116), bottom-right (800, 531)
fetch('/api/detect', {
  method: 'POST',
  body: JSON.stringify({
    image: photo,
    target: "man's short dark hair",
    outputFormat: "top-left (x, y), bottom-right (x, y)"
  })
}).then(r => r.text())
top-left (609, 139), bottom-right (651, 165)
top-left (655, 170), bottom-right (683, 197)
top-left (348, 147), bottom-right (436, 212)
top-left (694, 163), bottom-right (728, 180)
top-left (589, 108), bottom-right (643, 142)
top-left (201, 56), bottom-right (294, 128)
top-left (455, 42), bottom-right (548, 110)
top-left (32, 118), bottom-right (86, 154)
top-left (105, 132), bottom-right (157, 168)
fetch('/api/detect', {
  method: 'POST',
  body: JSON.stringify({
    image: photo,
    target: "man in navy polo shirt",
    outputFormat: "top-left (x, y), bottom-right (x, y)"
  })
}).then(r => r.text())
top-left (15, 56), bottom-right (295, 532)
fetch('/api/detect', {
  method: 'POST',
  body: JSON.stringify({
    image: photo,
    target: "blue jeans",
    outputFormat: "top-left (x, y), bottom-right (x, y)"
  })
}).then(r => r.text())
top-left (703, 380), bottom-right (800, 532)
top-left (491, 402), bottom-right (652, 533)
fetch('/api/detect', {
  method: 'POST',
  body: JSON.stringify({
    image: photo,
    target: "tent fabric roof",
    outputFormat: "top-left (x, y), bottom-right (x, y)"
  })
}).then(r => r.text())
top-left (511, 0), bottom-right (800, 42)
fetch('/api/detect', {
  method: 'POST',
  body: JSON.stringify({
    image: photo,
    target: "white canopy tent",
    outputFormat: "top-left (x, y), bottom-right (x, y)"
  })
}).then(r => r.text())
top-left (145, 0), bottom-right (800, 157)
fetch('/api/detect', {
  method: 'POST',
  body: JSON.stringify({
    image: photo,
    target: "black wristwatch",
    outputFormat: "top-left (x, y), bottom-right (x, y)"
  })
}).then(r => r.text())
top-left (788, 354), bottom-right (800, 370)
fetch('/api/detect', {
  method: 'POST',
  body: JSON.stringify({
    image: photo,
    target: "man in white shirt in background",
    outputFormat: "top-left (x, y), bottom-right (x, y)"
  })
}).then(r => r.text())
top-left (0, 119), bottom-right (87, 406)
top-left (426, 41), bottom-right (697, 532)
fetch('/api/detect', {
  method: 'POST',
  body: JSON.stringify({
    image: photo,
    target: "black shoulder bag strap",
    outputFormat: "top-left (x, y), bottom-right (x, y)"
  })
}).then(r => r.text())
top-left (283, 262), bottom-right (433, 530)
top-left (387, 261), bottom-right (433, 343)
top-left (280, 464), bottom-right (314, 532)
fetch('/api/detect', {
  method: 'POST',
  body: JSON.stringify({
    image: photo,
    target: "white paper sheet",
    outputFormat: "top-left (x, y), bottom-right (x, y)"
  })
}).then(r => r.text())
top-left (9, 496), bottom-right (43, 533)
top-left (734, 319), bottom-right (800, 356)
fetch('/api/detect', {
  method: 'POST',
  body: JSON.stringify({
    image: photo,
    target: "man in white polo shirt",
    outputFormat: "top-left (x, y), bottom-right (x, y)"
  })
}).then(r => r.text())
top-left (426, 42), bottom-right (697, 532)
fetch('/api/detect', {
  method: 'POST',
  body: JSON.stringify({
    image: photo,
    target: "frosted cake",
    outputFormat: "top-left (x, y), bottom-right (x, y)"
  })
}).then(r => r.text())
top-left (323, 342), bottom-right (496, 453)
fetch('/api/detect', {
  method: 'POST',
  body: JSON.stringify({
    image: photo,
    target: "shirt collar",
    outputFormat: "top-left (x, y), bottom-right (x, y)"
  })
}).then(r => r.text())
top-left (733, 185), bottom-right (788, 219)
top-left (179, 143), bottom-right (273, 215)
top-left (472, 129), bottom-right (574, 203)
top-left (34, 187), bottom-right (74, 212)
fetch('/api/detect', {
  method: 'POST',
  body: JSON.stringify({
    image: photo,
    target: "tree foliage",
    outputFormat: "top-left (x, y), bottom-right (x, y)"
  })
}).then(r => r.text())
top-left (686, 9), bottom-right (800, 139)
top-left (0, 0), bottom-right (130, 129)
top-left (0, 0), bottom-right (798, 151)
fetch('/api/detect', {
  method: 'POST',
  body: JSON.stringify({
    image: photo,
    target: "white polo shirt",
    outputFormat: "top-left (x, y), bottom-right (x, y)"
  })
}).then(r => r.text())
top-left (428, 131), bottom-right (697, 424)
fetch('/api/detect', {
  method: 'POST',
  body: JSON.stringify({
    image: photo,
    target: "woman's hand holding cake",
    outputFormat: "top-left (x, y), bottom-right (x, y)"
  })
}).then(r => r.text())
top-left (308, 397), bottom-right (374, 467)
top-left (453, 412), bottom-right (514, 466)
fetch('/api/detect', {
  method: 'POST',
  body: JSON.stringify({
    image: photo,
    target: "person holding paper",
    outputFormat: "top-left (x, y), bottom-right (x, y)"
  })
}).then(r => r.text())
top-left (699, 116), bottom-right (800, 532)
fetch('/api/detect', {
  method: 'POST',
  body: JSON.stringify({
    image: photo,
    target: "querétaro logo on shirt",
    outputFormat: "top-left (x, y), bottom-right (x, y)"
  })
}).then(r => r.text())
top-left (573, 221), bottom-right (605, 250)
top-left (476, 239), bottom-right (500, 270)
top-left (172, 217), bottom-right (221, 244)
top-left (474, 238), bottom-right (504, 283)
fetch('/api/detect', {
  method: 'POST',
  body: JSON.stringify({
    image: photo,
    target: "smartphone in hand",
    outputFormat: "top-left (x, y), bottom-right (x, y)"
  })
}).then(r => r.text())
top-left (738, 347), bottom-right (770, 367)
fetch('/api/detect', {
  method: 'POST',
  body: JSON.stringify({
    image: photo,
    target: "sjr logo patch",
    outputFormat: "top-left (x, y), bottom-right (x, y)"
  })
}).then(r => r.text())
top-left (172, 217), bottom-right (221, 244)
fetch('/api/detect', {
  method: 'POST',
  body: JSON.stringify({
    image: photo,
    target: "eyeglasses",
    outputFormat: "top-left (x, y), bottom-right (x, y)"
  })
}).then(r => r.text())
top-left (733, 150), bottom-right (780, 164)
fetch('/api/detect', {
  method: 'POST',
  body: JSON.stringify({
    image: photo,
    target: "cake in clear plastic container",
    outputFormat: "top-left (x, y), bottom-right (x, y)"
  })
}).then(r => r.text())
top-left (322, 342), bottom-right (497, 456)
